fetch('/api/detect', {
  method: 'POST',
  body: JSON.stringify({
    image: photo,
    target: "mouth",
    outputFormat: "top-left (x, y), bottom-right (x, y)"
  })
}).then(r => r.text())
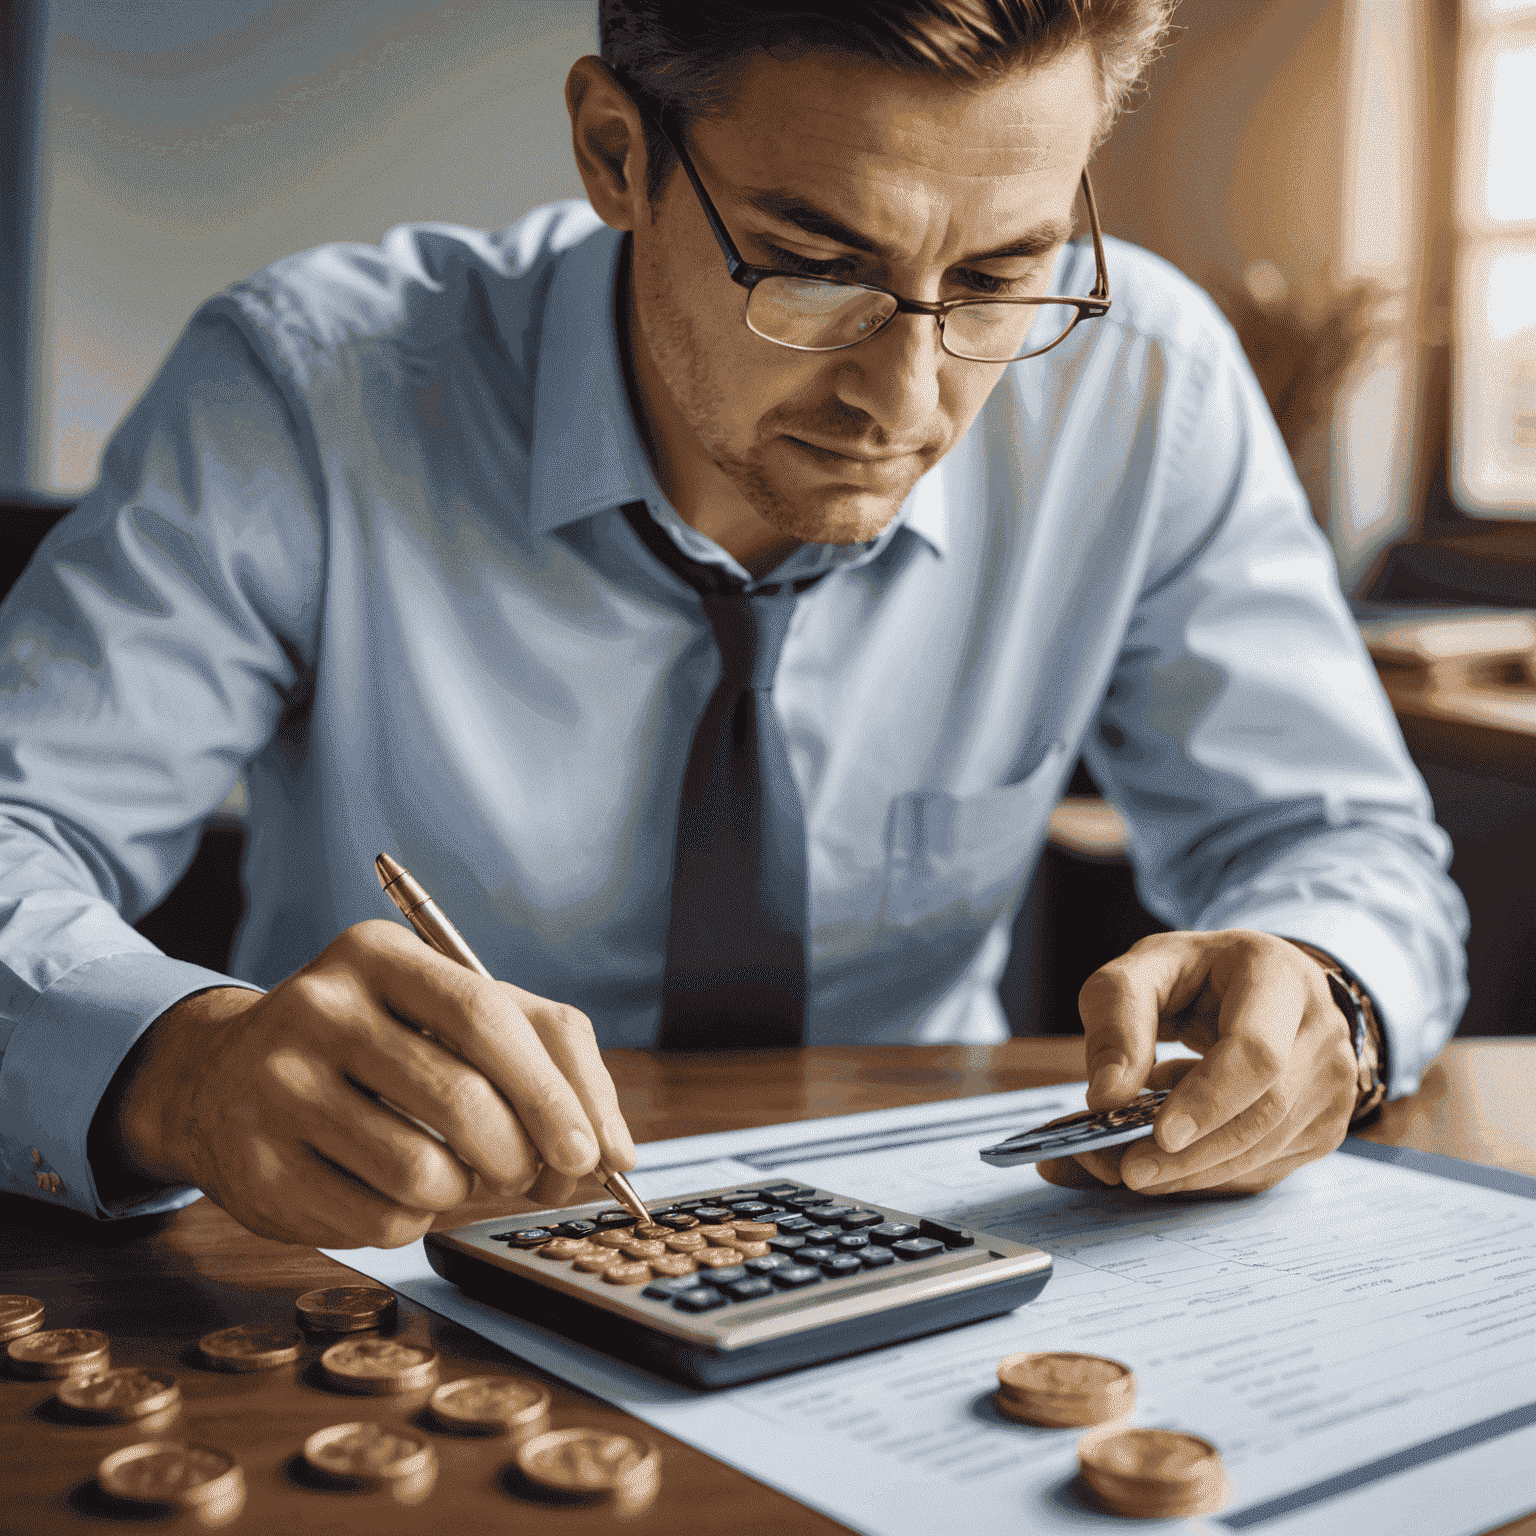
top-left (782, 436), bottom-right (918, 471)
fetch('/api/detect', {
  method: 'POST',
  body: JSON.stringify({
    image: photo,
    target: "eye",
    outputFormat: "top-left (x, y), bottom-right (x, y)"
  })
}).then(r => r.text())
top-left (764, 243), bottom-right (858, 280)
top-left (953, 268), bottom-right (1039, 298)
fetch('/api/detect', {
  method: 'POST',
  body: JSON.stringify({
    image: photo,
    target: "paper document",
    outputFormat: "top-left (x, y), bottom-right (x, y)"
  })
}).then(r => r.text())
top-left (329, 1083), bottom-right (1536, 1536)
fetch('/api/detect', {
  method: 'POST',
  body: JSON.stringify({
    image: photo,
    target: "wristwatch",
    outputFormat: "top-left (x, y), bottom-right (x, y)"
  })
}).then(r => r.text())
top-left (1283, 939), bottom-right (1388, 1122)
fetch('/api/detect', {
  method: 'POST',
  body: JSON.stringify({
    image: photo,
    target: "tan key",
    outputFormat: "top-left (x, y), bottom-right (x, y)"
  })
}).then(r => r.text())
top-left (664, 1232), bottom-right (706, 1252)
top-left (696, 1248), bottom-right (743, 1268)
top-left (602, 1261), bottom-right (653, 1285)
top-left (730, 1220), bottom-right (777, 1239)
top-left (649, 1253), bottom-right (698, 1278)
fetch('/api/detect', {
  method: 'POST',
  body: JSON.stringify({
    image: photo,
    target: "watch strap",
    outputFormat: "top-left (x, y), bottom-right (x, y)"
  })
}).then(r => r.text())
top-left (1282, 939), bottom-right (1388, 1122)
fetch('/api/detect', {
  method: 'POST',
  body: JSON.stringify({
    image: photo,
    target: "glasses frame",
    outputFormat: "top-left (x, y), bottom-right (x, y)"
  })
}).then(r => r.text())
top-left (652, 108), bottom-right (1112, 363)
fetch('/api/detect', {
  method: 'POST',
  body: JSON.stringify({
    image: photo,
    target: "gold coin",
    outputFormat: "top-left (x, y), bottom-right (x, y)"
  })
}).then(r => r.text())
top-left (631, 1223), bottom-right (672, 1241)
top-left (198, 1323), bottom-right (303, 1372)
top-left (7, 1327), bottom-right (110, 1379)
top-left (430, 1375), bottom-right (552, 1437)
top-left (696, 1225), bottom-right (736, 1245)
top-left (574, 1251), bottom-right (622, 1274)
top-left (0, 1296), bottom-right (45, 1343)
top-left (1077, 1426), bottom-right (1227, 1518)
top-left (537, 1237), bottom-right (594, 1261)
top-left (729, 1220), bottom-right (776, 1239)
top-left (294, 1286), bottom-right (397, 1333)
top-left (621, 1239), bottom-right (666, 1260)
top-left (696, 1248), bottom-right (742, 1267)
top-left (649, 1253), bottom-right (698, 1278)
top-left (516, 1426), bottom-right (659, 1495)
top-left (602, 1261), bottom-right (653, 1285)
top-left (303, 1421), bottom-right (437, 1486)
top-left (320, 1337), bottom-right (439, 1395)
top-left (58, 1368), bottom-right (181, 1422)
top-left (97, 1441), bottom-right (244, 1512)
top-left (663, 1232), bottom-right (706, 1252)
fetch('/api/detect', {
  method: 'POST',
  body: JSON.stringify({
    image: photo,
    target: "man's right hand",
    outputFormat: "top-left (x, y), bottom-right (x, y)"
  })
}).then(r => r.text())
top-left (102, 920), bottom-right (637, 1248)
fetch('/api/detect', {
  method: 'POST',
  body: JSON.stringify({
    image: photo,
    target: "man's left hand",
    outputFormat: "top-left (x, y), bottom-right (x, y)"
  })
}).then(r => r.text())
top-left (1038, 930), bottom-right (1359, 1196)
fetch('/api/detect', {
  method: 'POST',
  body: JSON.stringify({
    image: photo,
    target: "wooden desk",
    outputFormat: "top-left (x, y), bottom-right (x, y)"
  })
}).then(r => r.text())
top-left (4, 1039), bottom-right (1534, 1535)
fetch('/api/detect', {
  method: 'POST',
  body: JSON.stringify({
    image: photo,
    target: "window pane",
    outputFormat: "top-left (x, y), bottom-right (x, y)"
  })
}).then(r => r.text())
top-left (1487, 45), bottom-right (1536, 222)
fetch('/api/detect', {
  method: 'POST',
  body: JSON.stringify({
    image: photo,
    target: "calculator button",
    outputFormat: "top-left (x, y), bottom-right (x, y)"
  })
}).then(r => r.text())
top-left (745, 1254), bottom-right (792, 1274)
top-left (725, 1201), bottom-right (774, 1218)
top-left (690, 1206), bottom-right (732, 1223)
top-left (495, 1228), bottom-right (554, 1247)
top-left (783, 1194), bottom-right (832, 1209)
top-left (770, 1266), bottom-right (822, 1289)
top-left (857, 1245), bottom-right (896, 1270)
top-left (834, 1233), bottom-right (870, 1251)
top-left (814, 1204), bottom-right (854, 1224)
top-left (775, 1215), bottom-right (816, 1234)
top-left (722, 1277), bottom-right (776, 1302)
top-left (642, 1277), bottom-right (694, 1301)
top-left (656, 1213), bottom-right (700, 1231)
top-left (818, 1255), bottom-right (864, 1279)
top-left (593, 1211), bottom-right (635, 1229)
top-left (869, 1222), bottom-right (919, 1246)
top-left (794, 1246), bottom-right (837, 1265)
top-left (840, 1210), bottom-right (885, 1230)
top-left (697, 1265), bottom-right (747, 1285)
top-left (767, 1235), bottom-right (806, 1255)
top-left (799, 1227), bottom-right (838, 1245)
top-left (674, 1288), bottom-right (729, 1313)
top-left (554, 1221), bottom-right (597, 1239)
top-left (762, 1182), bottom-right (809, 1195)
top-left (891, 1237), bottom-right (946, 1260)
top-left (919, 1219), bottom-right (975, 1248)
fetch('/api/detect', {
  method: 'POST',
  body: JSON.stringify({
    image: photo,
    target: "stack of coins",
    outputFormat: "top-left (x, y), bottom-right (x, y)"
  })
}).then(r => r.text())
top-left (994, 1351), bottom-right (1136, 1427)
top-left (429, 1376), bottom-right (552, 1441)
top-left (198, 1322), bottom-right (303, 1373)
top-left (0, 1295), bottom-right (45, 1344)
top-left (1077, 1426), bottom-right (1229, 1517)
top-left (58, 1368), bottom-right (181, 1425)
top-left (96, 1442), bottom-right (246, 1527)
top-left (515, 1426), bottom-right (660, 1515)
top-left (295, 1286), bottom-right (397, 1334)
top-left (321, 1337), bottom-right (439, 1396)
top-left (303, 1421), bottom-right (438, 1504)
top-left (6, 1327), bottom-right (110, 1380)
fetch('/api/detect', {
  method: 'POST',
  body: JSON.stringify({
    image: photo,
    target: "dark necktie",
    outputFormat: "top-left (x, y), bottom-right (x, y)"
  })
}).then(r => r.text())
top-left (621, 501), bottom-right (824, 1049)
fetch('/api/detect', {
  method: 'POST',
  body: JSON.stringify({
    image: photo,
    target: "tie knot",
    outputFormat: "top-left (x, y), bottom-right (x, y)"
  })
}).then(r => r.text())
top-left (701, 588), bottom-right (799, 692)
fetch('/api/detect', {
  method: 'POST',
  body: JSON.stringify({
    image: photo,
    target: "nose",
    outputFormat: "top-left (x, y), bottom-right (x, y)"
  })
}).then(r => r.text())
top-left (829, 309), bottom-right (943, 445)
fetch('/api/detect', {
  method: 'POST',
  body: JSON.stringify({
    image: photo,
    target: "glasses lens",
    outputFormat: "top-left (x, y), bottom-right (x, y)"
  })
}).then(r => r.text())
top-left (747, 276), bottom-right (899, 350)
top-left (942, 301), bottom-right (1080, 363)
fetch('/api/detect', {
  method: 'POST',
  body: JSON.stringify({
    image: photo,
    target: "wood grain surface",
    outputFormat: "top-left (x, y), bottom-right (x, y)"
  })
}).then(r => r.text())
top-left (3, 1038), bottom-right (1532, 1535)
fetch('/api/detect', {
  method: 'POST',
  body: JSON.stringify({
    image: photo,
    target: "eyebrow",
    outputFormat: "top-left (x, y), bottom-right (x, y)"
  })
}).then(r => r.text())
top-left (740, 187), bottom-right (1075, 264)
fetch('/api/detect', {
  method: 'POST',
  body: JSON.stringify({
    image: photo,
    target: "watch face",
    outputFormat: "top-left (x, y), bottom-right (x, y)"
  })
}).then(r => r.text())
top-left (979, 1090), bottom-right (1170, 1166)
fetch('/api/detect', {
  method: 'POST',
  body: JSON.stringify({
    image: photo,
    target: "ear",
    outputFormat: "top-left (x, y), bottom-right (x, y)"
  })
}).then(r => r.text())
top-left (566, 56), bottom-right (651, 233)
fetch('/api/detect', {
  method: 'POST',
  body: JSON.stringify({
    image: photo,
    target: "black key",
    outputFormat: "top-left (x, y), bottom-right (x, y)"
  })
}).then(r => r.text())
top-left (647, 1205), bottom-right (676, 1216)
top-left (776, 1215), bottom-right (816, 1234)
top-left (818, 1254), bottom-right (864, 1278)
top-left (691, 1206), bottom-right (732, 1223)
top-left (919, 1218), bottom-right (975, 1249)
top-left (799, 1227), bottom-right (838, 1245)
top-left (770, 1265), bottom-right (822, 1289)
top-left (835, 1233), bottom-right (870, 1251)
top-left (656, 1214), bottom-right (699, 1232)
top-left (761, 1183), bottom-right (807, 1195)
top-left (869, 1222), bottom-right (919, 1246)
top-left (671, 1198), bottom-right (707, 1210)
top-left (642, 1276), bottom-right (696, 1301)
top-left (674, 1287), bottom-right (728, 1312)
top-left (840, 1210), bottom-right (884, 1230)
top-left (794, 1246), bottom-right (837, 1265)
top-left (767, 1235), bottom-right (806, 1255)
top-left (554, 1220), bottom-right (597, 1239)
top-left (495, 1228), bottom-right (553, 1247)
top-left (814, 1204), bottom-right (854, 1224)
top-left (722, 1276), bottom-right (776, 1302)
top-left (858, 1245), bottom-right (896, 1270)
top-left (726, 1201), bottom-right (774, 1219)
top-left (699, 1265), bottom-right (747, 1285)
top-left (745, 1254), bottom-right (792, 1274)
top-left (593, 1210), bottom-right (635, 1229)
top-left (782, 1193), bottom-right (832, 1209)
top-left (891, 1236), bottom-right (946, 1260)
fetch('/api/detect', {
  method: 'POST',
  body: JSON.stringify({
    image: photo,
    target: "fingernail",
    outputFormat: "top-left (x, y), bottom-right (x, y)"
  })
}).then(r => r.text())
top-left (1090, 1066), bottom-right (1120, 1098)
top-left (1161, 1111), bottom-right (1198, 1152)
top-left (604, 1122), bottom-right (637, 1162)
top-left (557, 1129), bottom-right (598, 1171)
top-left (1122, 1156), bottom-right (1159, 1189)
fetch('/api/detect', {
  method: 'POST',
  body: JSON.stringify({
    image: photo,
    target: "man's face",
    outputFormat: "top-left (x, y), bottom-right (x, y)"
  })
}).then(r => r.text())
top-left (627, 45), bottom-right (1103, 548)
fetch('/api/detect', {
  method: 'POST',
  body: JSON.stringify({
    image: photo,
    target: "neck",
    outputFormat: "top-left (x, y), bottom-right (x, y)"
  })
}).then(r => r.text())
top-left (616, 239), bottom-right (802, 579)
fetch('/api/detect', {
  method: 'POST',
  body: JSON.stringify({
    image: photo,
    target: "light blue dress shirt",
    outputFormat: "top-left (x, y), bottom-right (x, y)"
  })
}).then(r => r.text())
top-left (0, 202), bottom-right (1468, 1218)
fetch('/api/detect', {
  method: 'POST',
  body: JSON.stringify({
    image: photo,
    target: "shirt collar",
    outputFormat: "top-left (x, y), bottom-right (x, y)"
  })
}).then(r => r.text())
top-left (526, 221), bottom-right (948, 569)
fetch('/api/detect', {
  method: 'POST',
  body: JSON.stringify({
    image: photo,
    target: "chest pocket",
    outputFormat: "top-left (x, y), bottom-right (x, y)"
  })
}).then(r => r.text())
top-left (880, 739), bottom-right (1067, 933)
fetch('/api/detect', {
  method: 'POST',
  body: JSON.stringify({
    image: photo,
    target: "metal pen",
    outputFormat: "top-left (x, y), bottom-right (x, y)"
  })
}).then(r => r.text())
top-left (374, 851), bottom-right (650, 1226)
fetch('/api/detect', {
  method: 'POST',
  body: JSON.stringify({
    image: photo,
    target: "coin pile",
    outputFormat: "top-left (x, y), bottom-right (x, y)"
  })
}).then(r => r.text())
top-left (321, 1336), bottom-right (439, 1395)
top-left (0, 1295), bottom-right (45, 1343)
top-left (295, 1285), bottom-right (397, 1333)
top-left (198, 1322), bottom-right (303, 1372)
top-left (430, 1375), bottom-right (552, 1441)
top-left (6, 1327), bottom-right (110, 1379)
top-left (58, 1367), bottom-right (181, 1424)
top-left (515, 1425), bottom-right (660, 1515)
top-left (1077, 1426), bottom-right (1229, 1517)
top-left (96, 1441), bottom-right (246, 1526)
top-left (303, 1421), bottom-right (438, 1504)
top-left (530, 1208), bottom-right (780, 1285)
top-left (994, 1351), bottom-right (1135, 1427)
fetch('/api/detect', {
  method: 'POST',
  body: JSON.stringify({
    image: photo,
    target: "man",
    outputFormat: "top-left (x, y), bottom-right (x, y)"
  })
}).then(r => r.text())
top-left (0, 0), bottom-right (1466, 1247)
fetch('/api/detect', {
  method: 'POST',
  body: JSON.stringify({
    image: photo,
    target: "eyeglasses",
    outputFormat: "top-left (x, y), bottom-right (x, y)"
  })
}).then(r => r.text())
top-left (653, 109), bottom-right (1111, 364)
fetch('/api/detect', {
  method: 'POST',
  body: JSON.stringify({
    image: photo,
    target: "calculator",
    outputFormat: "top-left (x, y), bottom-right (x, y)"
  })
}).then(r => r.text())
top-left (424, 1177), bottom-right (1053, 1388)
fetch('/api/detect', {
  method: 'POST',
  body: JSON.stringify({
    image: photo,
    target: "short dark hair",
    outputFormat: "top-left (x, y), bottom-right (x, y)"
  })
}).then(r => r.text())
top-left (598, 0), bottom-right (1176, 202)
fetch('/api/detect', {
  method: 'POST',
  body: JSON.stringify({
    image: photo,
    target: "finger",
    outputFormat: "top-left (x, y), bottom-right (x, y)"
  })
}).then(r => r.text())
top-left (1145, 1057), bottom-right (1200, 1091)
top-left (524, 1163), bottom-right (580, 1209)
top-left (1121, 1085), bottom-right (1289, 1190)
top-left (1036, 1156), bottom-right (1117, 1191)
top-left (1078, 937), bottom-right (1203, 1107)
top-left (339, 1021), bottom-right (541, 1192)
top-left (517, 996), bottom-right (637, 1169)
top-left (1146, 947), bottom-right (1308, 1157)
top-left (296, 1150), bottom-right (438, 1248)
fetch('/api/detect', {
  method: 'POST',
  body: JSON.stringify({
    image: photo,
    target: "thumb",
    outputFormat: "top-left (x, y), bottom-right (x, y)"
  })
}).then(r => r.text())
top-left (1077, 958), bottom-right (1161, 1109)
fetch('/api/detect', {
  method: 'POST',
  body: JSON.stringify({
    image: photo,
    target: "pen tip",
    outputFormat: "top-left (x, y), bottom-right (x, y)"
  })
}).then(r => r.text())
top-left (375, 852), bottom-right (404, 890)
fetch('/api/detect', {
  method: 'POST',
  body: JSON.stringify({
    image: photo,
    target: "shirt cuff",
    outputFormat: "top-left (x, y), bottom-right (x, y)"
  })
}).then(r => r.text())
top-left (1196, 900), bottom-right (1435, 1100)
top-left (0, 951), bottom-right (256, 1218)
